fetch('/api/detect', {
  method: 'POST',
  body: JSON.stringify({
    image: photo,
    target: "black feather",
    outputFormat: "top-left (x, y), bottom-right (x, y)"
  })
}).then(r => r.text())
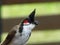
top-left (29, 9), bottom-right (36, 22)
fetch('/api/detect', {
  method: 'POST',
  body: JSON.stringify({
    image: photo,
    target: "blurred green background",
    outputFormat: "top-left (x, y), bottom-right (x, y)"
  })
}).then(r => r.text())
top-left (1, 2), bottom-right (60, 45)
top-left (2, 2), bottom-right (60, 18)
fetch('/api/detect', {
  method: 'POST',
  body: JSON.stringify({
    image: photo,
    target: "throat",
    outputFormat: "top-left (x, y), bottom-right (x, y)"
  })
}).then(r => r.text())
top-left (23, 28), bottom-right (31, 34)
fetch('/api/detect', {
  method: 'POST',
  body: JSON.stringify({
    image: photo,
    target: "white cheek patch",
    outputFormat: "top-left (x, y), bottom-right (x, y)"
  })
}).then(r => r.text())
top-left (24, 23), bottom-right (30, 24)
top-left (30, 24), bottom-right (35, 29)
top-left (23, 23), bottom-right (30, 26)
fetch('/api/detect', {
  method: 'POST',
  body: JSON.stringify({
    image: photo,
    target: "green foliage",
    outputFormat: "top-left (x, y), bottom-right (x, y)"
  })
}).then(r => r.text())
top-left (2, 2), bottom-right (60, 19)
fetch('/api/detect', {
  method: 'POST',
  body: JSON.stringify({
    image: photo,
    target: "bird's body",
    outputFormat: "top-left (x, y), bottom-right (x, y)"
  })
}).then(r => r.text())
top-left (1, 9), bottom-right (38, 45)
top-left (9, 25), bottom-right (31, 45)
top-left (2, 24), bottom-right (33, 45)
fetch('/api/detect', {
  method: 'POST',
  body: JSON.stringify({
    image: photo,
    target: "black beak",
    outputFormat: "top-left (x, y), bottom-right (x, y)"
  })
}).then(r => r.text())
top-left (33, 21), bottom-right (38, 25)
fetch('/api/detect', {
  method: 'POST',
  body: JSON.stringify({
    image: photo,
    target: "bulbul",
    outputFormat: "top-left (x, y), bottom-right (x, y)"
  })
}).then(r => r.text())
top-left (1, 9), bottom-right (38, 45)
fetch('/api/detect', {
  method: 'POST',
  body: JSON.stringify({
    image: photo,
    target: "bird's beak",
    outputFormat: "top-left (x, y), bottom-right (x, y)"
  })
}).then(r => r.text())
top-left (29, 9), bottom-right (36, 22)
top-left (33, 21), bottom-right (39, 25)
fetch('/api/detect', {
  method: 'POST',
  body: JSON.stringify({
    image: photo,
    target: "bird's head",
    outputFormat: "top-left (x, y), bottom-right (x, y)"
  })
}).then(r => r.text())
top-left (20, 9), bottom-right (38, 31)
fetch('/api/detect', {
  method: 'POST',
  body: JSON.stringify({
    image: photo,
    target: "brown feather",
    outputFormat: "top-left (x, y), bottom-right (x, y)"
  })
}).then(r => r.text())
top-left (1, 30), bottom-right (16, 45)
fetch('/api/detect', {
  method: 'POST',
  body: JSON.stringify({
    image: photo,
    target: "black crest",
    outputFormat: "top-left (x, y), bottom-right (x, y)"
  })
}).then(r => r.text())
top-left (29, 9), bottom-right (36, 22)
top-left (19, 9), bottom-right (36, 33)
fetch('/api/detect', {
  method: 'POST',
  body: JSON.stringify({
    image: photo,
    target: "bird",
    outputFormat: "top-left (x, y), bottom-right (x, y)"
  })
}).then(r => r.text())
top-left (1, 9), bottom-right (38, 45)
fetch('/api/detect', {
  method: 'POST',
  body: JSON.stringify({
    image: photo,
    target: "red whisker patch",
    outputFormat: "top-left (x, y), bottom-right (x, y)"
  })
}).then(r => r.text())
top-left (23, 20), bottom-right (29, 24)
